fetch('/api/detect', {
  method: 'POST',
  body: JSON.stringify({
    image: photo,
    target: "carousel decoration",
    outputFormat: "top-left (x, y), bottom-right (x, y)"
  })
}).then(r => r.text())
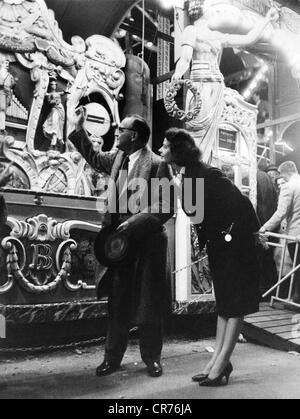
top-left (42, 79), bottom-right (69, 152)
top-left (220, 87), bottom-right (258, 207)
top-left (0, 0), bottom-right (126, 196)
top-left (165, 0), bottom-right (298, 205)
top-left (0, 0), bottom-right (126, 325)
top-left (0, 214), bottom-right (101, 295)
top-left (164, 79), bottom-right (202, 122)
top-left (0, 56), bottom-right (16, 134)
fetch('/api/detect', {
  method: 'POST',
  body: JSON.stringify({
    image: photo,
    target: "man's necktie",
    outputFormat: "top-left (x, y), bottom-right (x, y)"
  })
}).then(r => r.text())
top-left (116, 155), bottom-right (130, 213)
top-left (121, 155), bottom-right (130, 173)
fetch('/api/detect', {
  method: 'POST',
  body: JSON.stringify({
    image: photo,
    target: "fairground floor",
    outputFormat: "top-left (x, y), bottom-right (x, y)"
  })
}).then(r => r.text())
top-left (1, 336), bottom-right (300, 400)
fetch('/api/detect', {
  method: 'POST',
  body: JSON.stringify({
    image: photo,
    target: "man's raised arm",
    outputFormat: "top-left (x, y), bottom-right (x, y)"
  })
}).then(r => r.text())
top-left (68, 106), bottom-right (117, 175)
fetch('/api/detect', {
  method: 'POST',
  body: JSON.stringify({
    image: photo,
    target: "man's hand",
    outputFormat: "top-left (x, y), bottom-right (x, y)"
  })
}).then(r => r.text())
top-left (117, 221), bottom-right (129, 232)
top-left (171, 74), bottom-right (183, 84)
top-left (256, 231), bottom-right (269, 251)
top-left (0, 164), bottom-right (13, 188)
top-left (69, 106), bottom-right (87, 132)
top-left (267, 7), bottom-right (280, 22)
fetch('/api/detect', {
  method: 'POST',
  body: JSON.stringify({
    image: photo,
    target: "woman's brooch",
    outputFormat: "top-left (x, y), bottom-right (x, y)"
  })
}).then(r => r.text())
top-left (222, 223), bottom-right (234, 243)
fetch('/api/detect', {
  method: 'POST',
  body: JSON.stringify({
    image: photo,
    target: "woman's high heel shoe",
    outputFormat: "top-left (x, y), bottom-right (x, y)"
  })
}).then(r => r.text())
top-left (199, 363), bottom-right (233, 387)
top-left (192, 373), bottom-right (209, 383)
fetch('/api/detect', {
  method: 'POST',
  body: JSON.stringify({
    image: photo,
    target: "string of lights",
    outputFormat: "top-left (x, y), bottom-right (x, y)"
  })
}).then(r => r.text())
top-left (242, 63), bottom-right (269, 101)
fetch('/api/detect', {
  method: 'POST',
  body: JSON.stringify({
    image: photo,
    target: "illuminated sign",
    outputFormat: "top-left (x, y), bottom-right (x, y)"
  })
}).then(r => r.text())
top-left (219, 128), bottom-right (237, 152)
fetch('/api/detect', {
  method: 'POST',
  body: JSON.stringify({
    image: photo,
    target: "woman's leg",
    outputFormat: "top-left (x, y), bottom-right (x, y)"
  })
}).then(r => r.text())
top-left (208, 317), bottom-right (243, 379)
top-left (202, 315), bottom-right (228, 374)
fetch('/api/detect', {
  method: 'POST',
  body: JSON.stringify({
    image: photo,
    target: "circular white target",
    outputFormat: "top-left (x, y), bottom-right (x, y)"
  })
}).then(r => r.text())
top-left (84, 103), bottom-right (111, 137)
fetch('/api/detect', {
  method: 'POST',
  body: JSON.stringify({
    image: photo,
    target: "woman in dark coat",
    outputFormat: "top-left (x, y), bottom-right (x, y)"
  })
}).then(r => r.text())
top-left (159, 128), bottom-right (260, 386)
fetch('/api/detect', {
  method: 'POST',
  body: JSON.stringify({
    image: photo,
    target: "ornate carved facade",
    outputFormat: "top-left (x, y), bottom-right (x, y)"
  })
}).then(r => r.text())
top-left (0, 214), bottom-right (101, 295)
top-left (0, 0), bottom-right (124, 308)
top-left (0, 0), bottom-right (126, 196)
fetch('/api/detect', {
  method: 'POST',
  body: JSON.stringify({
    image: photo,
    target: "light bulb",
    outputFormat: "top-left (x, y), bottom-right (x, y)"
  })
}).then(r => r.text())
top-left (160, 0), bottom-right (173, 9)
top-left (160, 0), bottom-right (184, 9)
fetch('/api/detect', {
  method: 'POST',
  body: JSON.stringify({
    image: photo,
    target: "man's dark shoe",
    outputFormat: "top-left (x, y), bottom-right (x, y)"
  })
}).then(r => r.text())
top-left (96, 360), bottom-right (120, 377)
top-left (146, 361), bottom-right (163, 378)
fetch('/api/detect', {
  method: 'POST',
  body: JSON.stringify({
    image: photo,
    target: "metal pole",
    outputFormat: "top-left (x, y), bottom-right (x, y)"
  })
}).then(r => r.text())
top-left (276, 239), bottom-right (287, 299)
top-left (288, 242), bottom-right (300, 301)
top-left (263, 263), bottom-right (300, 298)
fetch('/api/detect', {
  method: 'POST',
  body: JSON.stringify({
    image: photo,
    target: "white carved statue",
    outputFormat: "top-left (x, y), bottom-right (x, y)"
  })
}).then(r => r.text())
top-left (0, 58), bottom-right (16, 134)
top-left (43, 80), bottom-right (68, 151)
top-left (172, 0), bottom-right (278, 161)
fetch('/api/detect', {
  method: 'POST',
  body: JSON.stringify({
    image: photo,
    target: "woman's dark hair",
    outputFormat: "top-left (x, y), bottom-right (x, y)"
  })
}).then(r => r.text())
top-left (129, 114), bottom-right (151, 145)
top-left (165, 128), bottom-right (202, 166)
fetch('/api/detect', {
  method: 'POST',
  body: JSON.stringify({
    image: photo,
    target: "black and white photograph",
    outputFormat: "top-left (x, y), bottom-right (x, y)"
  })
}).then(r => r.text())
top-left (0, 0), bottom-right (300, 403)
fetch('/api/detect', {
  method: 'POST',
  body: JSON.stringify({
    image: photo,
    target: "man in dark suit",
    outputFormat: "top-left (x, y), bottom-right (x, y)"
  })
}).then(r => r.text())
top-left (253, 92), bottom-right (270, 139)
top-left (265, 164), bottom-right (280, 192)
top-left (257, 169), bottom-right (278, 226)
top-left (69, 109), bottom-right (171, 378)
top-left (256, 169), bottom-right (278, 294)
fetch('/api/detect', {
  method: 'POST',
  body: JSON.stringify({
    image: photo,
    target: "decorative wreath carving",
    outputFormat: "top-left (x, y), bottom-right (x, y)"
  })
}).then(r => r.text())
top-left (0, 216), bottom-right (101, 295)
top-left (0, 237), bottom-right (75, 295)
top-left (164, 79), bottom-right (202, 122)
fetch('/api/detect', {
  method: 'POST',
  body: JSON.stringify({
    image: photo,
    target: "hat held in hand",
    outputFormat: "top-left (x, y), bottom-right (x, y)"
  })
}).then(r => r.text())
top-left (94, 224), bottom-right (131, 267)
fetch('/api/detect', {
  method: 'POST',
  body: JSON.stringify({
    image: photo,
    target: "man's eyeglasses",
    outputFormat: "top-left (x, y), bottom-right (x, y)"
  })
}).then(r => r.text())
top-left (118, 127), bottom-right (136, 133)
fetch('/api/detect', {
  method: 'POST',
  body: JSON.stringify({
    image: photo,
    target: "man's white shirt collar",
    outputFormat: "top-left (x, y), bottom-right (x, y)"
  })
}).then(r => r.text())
top-left (128, 148), bottom-right (143, 174)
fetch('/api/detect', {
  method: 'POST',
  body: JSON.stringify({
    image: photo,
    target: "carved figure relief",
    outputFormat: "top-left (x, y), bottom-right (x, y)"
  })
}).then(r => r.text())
top-left (70, 235), bottom-right (103, 286)
top-left (42, 79), bottom-right (68, 151)
top-left (0, 0), bottom-right (126, 196)
top-left (0, 56), bottom-right (16, 133)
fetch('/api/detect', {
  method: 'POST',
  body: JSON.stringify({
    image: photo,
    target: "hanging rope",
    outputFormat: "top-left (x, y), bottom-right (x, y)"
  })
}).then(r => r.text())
top-left (171, 256), bottom-right (208, 275)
